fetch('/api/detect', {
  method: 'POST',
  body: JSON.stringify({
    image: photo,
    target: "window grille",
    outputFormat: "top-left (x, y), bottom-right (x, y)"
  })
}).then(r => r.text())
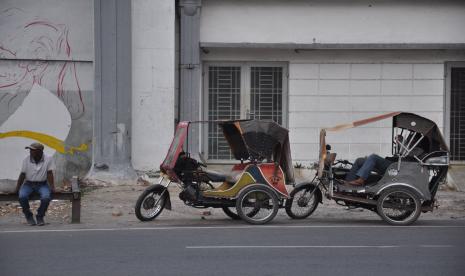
top-left (207, 66), bottom-right (241, 159)
top-left (206, 64), bottom-right (285, 161)
top-left (451, 67), bottom-right (465, 161)
top-left (250, 67), bottom-right (283, 124)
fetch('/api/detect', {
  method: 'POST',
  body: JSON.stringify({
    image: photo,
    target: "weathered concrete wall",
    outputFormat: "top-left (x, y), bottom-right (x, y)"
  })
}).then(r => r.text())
top-left (0, 0), bottom-right (93, 189)
top-left (201, 0), bottom-right (465, 45)
top-left (131, 0), bottom-right (175, 171)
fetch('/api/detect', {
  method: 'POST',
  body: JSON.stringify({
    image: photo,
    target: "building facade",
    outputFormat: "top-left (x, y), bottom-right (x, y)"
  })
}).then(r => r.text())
top-left (0, 0), bottom-right (464, 188)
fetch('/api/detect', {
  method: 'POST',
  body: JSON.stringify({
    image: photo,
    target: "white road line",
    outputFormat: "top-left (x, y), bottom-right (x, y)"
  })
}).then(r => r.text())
top-left (186, 245), bottom-right (401, 249)
top-left (1, 224), bottom-right (465, 234)
top-left (186, 245), bottom-right (454, 249)
top-left (419, 245), bottom-right (454, 248)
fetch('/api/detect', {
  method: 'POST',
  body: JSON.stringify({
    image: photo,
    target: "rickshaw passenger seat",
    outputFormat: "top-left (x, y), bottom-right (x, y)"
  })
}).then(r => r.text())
top-left (204, 170), bottom-right (227, 183)
top-left (226, 170), bottom-right (242, 184)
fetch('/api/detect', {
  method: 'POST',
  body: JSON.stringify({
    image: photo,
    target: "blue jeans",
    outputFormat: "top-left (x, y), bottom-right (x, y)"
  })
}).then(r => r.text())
top-left (345, 154), bottom-right (393, 181)
top-left (18, 181), bottom-right (51, 218)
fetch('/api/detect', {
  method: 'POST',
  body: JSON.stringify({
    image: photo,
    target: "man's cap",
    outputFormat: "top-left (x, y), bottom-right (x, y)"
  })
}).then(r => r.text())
top-left (25, 142), bottom-right (44, 151)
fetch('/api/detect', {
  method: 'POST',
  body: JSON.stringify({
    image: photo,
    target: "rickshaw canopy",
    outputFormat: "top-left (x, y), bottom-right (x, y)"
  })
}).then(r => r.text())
top-left (160, 120), bottom-right (295, 184)
top-left (220, 119), bottom-right (295, 184)
top-left (393, 112), bottom-right (449, 152)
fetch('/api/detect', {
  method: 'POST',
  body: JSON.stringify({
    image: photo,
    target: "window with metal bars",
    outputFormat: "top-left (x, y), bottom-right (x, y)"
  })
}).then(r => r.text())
top-left (451, 67), bottom-right (465, 161)
top-left (204, 63), bottom-right (287, 161)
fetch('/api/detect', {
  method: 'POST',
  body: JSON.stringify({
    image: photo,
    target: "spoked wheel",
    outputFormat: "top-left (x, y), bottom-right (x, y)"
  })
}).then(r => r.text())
top-left (222, 205), bottom-right (261, 220)
top-left (376, 187), bottom-right (422, 226)
top-left (236, 184), bottom-right (279, 225)
top-left (285, 183), bottom-right (320, 219)
top-left (135, 184), bottom-right (168, 221)
top-left (222, 207), bottom-right (241, 220)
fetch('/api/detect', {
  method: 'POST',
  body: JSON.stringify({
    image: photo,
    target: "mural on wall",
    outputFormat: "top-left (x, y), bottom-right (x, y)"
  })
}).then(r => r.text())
top-left (0, 6), bottom-right (92, 185)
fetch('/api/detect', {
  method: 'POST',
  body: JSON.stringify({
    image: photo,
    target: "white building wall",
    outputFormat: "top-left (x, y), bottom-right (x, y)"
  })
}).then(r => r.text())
top-left (201, 0), bottom-right (465, 45)
top-left (288, 62), bottom-right (445, 163)
top-left (132, 0), bottom-right (175, 171)
top-left (202, 49), bottom-right (465, 164)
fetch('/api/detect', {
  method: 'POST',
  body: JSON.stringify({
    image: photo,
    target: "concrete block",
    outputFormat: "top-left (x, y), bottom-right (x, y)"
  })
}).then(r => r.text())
top-left (350, 80), bottom-right (381, 95)
top-left (289, 127), bottom-right (319, 144)
top-left (411, 96), bottom-right (443, 112)
top-left (319, 80), bottom-right (350, 95)
top-left (290, 143), bottom-right (319, 160)
top-left (289, 96), bottom-right (319, 111)
top-left (347, 127), bottom-right (381, 144)
top-left (289, 63), bottom-right (319, 79)
top-left (351, 64), bottom-right (382, 79)
top-left (320, 64), bottom-right (350, 79)
top-left (289, 112), bottom-right (320, 128)
top-left (319, 96), bottom-right (351, 111)
top-left (381, 80), bottom-right (413, 95)
top-left (381, 96), bottom-right (411, 112)
top-left (382, 64), bottom-right (413, 79)
top-left (380, 143), bottom-right (394, 157)
top-left (289, 79), bottom-right (318, 95)
top-left (379, 128), bottom-right (394, 144)
top-left (413, 64), bottom-right (444, 79)
top-left (350, 96), bottom-right (381, 112)
top-left (413, 80), bottom-right (444, 95)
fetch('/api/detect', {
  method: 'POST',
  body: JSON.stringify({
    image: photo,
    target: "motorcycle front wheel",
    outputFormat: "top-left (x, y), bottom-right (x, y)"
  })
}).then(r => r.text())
top-left (135, 184), bottom-right (168, 221)
top-left (285, 183), bottom-right (320, 219)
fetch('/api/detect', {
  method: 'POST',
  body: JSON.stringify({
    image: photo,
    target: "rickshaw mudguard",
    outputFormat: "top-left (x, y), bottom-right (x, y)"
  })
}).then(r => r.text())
top-left (366, 162), bottom-right (431, 201)
top-left (144, 184), bottom-right (172, 210)
top-left (293, 182), bottom-right (323, 203)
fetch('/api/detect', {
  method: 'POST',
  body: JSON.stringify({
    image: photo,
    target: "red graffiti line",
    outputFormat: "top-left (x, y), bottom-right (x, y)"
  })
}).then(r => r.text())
top-left (24, 21), bottom-right (59, 31)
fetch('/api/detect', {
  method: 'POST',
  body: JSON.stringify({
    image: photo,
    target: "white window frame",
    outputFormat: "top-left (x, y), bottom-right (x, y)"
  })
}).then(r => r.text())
top-left (201, 61), bottom-right (288, 163)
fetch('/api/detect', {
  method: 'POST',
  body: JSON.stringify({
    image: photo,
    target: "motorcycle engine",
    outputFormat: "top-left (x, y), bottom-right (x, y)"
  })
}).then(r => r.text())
top-left (179, 184), bottom-right (198, 203)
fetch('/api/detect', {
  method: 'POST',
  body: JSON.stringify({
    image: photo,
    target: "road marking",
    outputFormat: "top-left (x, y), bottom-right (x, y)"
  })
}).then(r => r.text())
top-left (419, 245), bottom-right (454, 248)
top-left (186, 245), bottom-right (401, 249)
top-left (186, 245), bottom-right (454, 249)
top-left (1, 224), bottom-right (465, 234)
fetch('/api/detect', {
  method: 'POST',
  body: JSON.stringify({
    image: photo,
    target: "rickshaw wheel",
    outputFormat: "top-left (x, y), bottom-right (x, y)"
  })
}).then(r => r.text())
top-left (285, 183), bottom-right (320, 219)
top-left (135, 184), bottom-right (167, 221)
top-left (376, 187), bottom-right (422, 226)
top-left (222, 206), bottom-right (260, 220)
top-left (236, 184), bottom-right (279, 225)
top-left (222, 207), bottom-right (241, 220)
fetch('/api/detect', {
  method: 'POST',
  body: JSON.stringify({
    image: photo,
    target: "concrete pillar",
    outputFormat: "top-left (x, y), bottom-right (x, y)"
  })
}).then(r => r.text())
top-left (88, 0), bottom-right (137, 182)
top-left (131, 0), bottom-right (176, 171)
top-left (179, 0), bottom-right (202, 154)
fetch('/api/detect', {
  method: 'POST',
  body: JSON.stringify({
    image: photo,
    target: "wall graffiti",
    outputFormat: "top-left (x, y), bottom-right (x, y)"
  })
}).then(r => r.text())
top-left (0, 8), bottom-right (85, 123)
top-left (0, 6), bottom-right (92, 184)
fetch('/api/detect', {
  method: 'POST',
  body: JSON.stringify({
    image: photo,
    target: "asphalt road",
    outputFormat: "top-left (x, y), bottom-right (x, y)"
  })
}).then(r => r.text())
top-left (1, 221), bottom-right (465, 276)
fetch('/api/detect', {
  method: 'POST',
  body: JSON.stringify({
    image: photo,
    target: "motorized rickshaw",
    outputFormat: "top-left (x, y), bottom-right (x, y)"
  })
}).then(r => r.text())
top-left (135, 119), bottom-right (295, 224)
top-left (285, 112), bottom-right (450, 225)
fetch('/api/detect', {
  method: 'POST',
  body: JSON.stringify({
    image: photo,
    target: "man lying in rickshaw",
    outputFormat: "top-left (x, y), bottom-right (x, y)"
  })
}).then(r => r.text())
top-left (344, 134), bottom-right (427, 186)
